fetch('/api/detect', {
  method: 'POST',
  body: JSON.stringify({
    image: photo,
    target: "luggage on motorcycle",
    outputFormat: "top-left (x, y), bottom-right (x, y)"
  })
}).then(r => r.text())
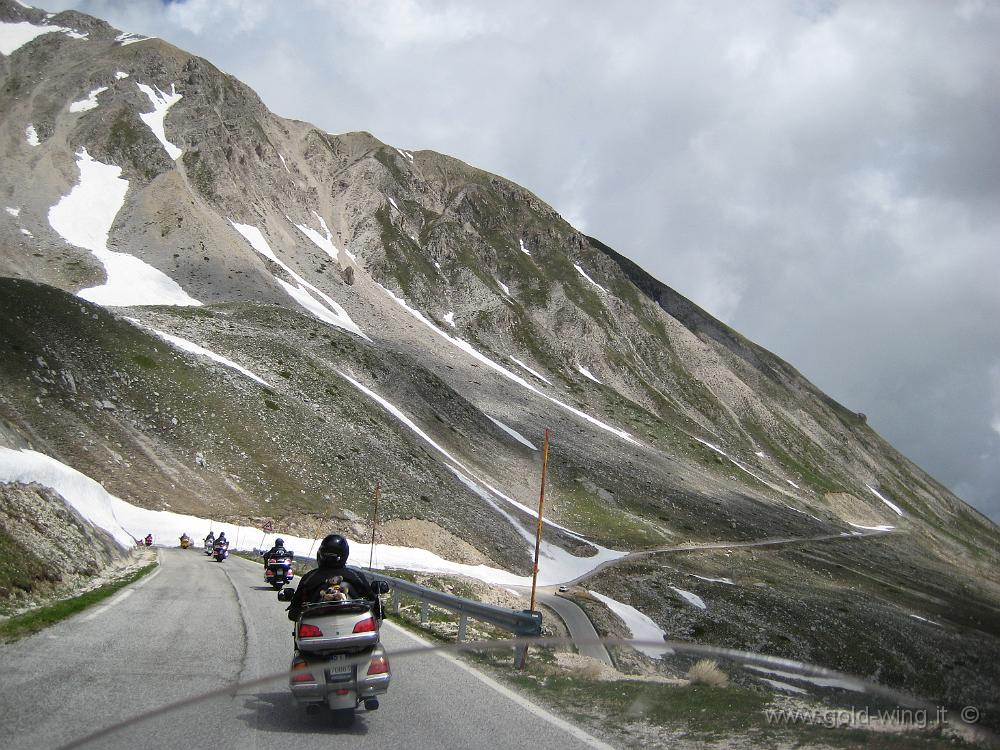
top-left (295, 600), bottom-right (379, 654)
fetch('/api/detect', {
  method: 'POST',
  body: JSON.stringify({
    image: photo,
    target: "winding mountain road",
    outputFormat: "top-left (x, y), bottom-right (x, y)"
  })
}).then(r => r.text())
top-left (0, 549), bottom-right (612, 750)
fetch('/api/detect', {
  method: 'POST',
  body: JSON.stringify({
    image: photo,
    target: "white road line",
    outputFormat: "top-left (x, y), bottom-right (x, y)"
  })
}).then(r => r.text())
top-left (383, 621), bottom-right (616, 750)
top-left (80, 559), bottom-right (161, 621)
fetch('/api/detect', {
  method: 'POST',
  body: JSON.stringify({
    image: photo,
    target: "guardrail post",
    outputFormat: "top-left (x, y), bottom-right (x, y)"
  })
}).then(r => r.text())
top-left (391, 589), bottom-right (400, 614)
top-left (457, 613), bottom-right (468, 642)
top-left (420, 601), bottom-right (429, 625)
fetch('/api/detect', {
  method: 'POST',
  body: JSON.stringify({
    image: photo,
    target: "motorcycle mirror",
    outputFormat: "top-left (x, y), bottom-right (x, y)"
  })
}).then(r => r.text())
top-left (277, 587), bottom-right (295, 601)
top-left (376, 580), bottom-right (390, 594)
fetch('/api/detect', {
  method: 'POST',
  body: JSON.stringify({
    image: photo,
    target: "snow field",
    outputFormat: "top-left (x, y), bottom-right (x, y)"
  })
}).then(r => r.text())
top-left (589, 590), bottom-right (670, 659)
top-left (0, 447), bottom-right (617, 589)
top-left (0, 20), bottom-right (81, 55)
top-left (47, 149), bottom-right (200, 307)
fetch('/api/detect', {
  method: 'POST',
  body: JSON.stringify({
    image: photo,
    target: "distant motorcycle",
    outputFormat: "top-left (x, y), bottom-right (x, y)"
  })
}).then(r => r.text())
top-left (213, 540), bottom-right (229, 562)
top-left (204, 537), bottom-right (215, 555)
top-left (144, 534), bottom-right (153, 546)
top-left (265, 554), bottom-right (295, 589)
top-left (180, 535), bottom-right (191, 549)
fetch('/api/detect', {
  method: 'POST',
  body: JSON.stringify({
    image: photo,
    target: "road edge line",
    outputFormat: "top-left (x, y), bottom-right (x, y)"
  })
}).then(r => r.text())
top-left (383, 621), bottom-right (617, 750)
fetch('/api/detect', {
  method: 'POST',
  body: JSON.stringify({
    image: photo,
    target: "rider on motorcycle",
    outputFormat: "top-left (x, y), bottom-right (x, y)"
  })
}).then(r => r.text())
top-left (287, 534), bottom-right (375, 621)
top-left (205, 531), bottom-right (215, 545)
top-left (263, 538), bottom-right (291, 560)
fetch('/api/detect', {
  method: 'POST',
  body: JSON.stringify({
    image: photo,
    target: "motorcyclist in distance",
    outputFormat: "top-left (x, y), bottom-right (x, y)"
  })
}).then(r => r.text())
top-left (205, 531), bottom-right (215, 545)
top-left (287, 534), bottom-right (375, 621)
top-left (263, 538), bottom-right (291, 560)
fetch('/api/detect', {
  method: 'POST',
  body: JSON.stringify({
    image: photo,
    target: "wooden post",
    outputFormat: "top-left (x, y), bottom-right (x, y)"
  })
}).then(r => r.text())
top-left (368, 481), bottom-right (380, 570)
top-left (521, 428), bottom-right (550, 670)
top-left (528, 429), bottom-right (550, 614)
top-left (458, 614), bottom-right (468, 642)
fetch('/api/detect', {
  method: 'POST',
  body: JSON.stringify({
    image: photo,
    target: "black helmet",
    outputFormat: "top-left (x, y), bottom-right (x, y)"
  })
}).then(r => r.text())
top-left (275, 538), bottom-right (284, 546)
top-left (317, 534), bottom-right (349, 567)
top-left (218, 532), bottom-right (226, 538)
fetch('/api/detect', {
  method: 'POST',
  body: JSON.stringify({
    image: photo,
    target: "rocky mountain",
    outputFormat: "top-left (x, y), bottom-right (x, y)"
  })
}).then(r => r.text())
top-left (1, 0), bottom-right (999, 722)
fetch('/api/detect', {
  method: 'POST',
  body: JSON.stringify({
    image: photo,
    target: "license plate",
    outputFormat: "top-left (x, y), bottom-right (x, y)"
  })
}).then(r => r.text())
top-left (325, 656), bottom-right (352, 680)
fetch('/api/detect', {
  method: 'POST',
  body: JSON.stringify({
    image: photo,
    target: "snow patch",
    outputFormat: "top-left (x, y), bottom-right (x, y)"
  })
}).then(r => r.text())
top-left (5, 206), bottom-right (20, 217)
top-left (510, 356), bottom-right (552, 385)
top-left (487, 416), bottom-right (537, 450)
top-left (394, 147), bottom-right (413, 161)
top-left (115, 71), bottom-right (129, 80)
top-left (909, 614), bottom-right (943, 627)
top-left (230, 221), bottom-right (368, 340)
top-left (757, 678), bottom-right (809, 695)
top-left (48, 149), bottom-right (200, 307)
top-left (381, 286), bottom-right (636, 443)
top-left (69, 86), bottom-right (108, 113)
top-left (278, 153), bottom-right (290, 173)
top-left (498, 280), bottom-right (511, 296)
top-left (589, 591), bottom-right (670, 659)
top-left (137, 322), bottom-right (272, 388)
top-left (518, 238), bottom-right (530, 256)
top-left (0, 20), bottom-right (79, 54)
top-left (25, 124), bottom-right (39, 146)
top-left (694, 438), bottom-right (772, 488)
top-left (866, 483), bottom-right (904, 516)
top-left (116, 32), bottom-right (149, 46)
top-left (848, 522), bottom-right (894, 532)
top-left (136, 83), bottom-right (183, 160)
top-left (293, 211), bottom-right (339, 262)
top-left (691, 574), bottom-right (735, 585)
top-left (443, 311), bottom-right (456, 328)
top-left (574, 263), bottom-right (607, 293)
top-left (387, 196), bottom-right (399, 211)
top-left (577, 365), bottom-right (602, 384)
top-left (21, 228), bottom-right (32, 236)
top-left (670, 586), bottom-right (707, 609)
top-left (786, 479), bottom-right (800, 489)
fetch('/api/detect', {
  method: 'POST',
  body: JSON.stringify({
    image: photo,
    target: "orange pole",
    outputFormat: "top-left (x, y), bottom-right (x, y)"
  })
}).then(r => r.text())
top-left (528, 429), bottom-right (550, 614)
top-left (368, 481), bottom-right (380, 569)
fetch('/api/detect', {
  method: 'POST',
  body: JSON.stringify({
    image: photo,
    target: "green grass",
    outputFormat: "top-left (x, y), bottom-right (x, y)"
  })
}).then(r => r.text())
top-left (0, 561), bottom-right (158, 642)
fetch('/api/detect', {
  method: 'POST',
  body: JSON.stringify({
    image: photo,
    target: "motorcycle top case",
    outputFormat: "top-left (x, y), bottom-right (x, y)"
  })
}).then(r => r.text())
top-left (295, 601), bottom-right (379, 654)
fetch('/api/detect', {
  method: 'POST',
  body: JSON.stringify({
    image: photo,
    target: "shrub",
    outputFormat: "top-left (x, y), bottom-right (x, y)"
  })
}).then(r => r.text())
top-left (686, 659), bottom-right (729, 688)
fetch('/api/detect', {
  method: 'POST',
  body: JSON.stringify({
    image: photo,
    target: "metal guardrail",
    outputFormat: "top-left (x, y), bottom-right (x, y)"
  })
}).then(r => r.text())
top-left (369, 572), bottom-right (542, 662)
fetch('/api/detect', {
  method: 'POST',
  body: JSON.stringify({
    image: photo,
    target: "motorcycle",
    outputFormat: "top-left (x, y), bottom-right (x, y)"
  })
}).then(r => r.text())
top-left (180, 535), bottom-right (191, 549)
top-left (144, 534), bottom-right (153, 546)
top-left (264, 554), bottom-right (295, 589)
top-left (204, 538), bottom-right (215, 555)
top-left (213, 540), bottom-right (229, 562)
top-left (279, 579), bottom-right (391, 720)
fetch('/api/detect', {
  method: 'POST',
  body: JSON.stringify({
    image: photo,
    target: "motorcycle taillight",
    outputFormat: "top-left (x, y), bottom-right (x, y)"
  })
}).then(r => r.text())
top-left (298, 623), bottom-right (323, 638)
top-left (291, 661), bottom-right (314, 683)
top-left (367, 654), bottom-right (389, 675)
top-left (353, 617), bottom-right (377, 633)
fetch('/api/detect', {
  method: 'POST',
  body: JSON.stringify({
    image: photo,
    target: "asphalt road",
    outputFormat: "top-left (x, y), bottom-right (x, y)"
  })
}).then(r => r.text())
top-left (0, 549), bottom-right (612, 750)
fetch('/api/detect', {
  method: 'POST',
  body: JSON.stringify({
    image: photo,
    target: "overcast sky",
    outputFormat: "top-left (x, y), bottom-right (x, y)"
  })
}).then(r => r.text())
top-left (36, 0), bottom-right (1000, 522)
